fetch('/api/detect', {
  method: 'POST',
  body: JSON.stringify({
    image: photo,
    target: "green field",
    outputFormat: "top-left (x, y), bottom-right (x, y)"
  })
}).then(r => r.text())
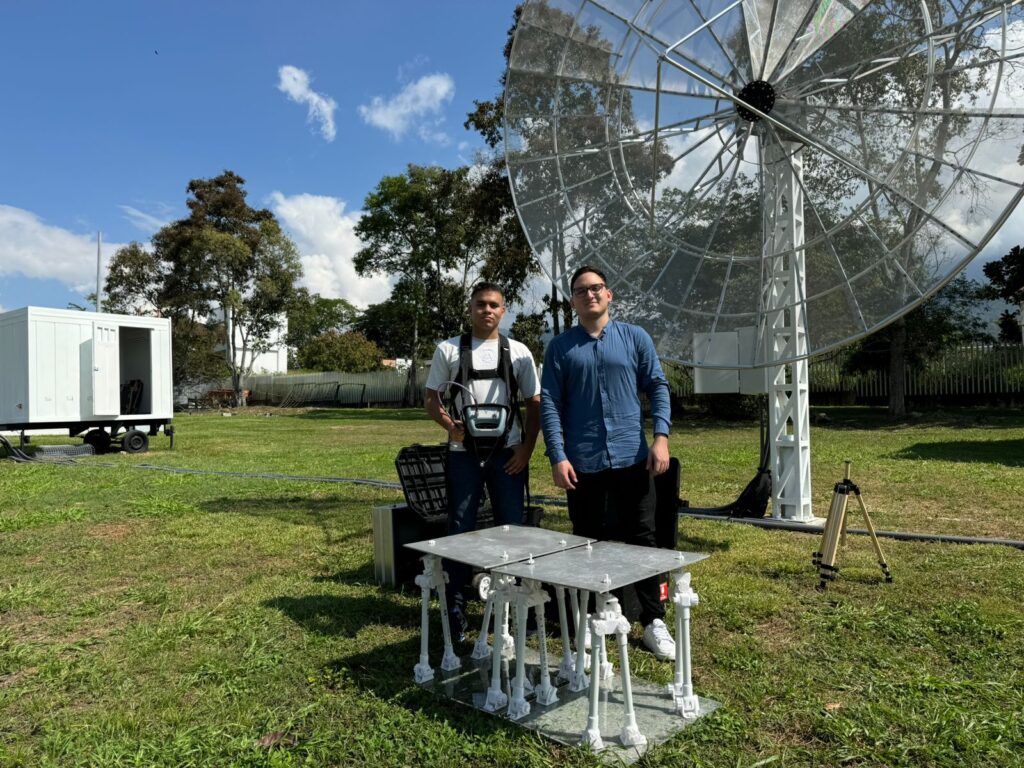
top-left (2, 407), bottom-right (1023, 767)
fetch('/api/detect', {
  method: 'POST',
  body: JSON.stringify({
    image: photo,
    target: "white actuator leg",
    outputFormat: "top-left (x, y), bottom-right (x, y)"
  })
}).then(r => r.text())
top-left (668, 570), bottom-right (700, 718)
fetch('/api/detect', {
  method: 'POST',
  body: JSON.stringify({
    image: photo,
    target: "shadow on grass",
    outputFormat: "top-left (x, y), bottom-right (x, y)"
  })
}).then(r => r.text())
top-left (314, 562), bottom-right (378, 585)
top-left (806, 406), bottom-right (1024, 431)
top-left (329, 638), bottom-right (527, 739)
top-left (200, 494), bottom-right (394, 526)
top-left (889, 438), bottom-right (1024, 467)
top-left (271, 592), bottom-right (522, 737)
top-left (266, 592), bottom-right (421, 637)
top-left (674, 530), bottom-right (733, 553)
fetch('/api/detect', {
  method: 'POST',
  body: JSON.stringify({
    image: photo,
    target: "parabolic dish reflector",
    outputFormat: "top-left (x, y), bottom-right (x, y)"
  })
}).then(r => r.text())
top-left (504, 0), bottom-right (1024, 367)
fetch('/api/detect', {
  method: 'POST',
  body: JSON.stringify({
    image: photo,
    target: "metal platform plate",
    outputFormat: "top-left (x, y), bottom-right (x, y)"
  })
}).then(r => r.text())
top-left (404, 525), bottom-right (592, 569)
top-left (493, 541), bottom-right (709, 593)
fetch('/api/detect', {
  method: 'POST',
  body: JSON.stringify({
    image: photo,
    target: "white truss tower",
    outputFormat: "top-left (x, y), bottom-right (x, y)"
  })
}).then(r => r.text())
top-left (762, 140), bottom-right (813, 522)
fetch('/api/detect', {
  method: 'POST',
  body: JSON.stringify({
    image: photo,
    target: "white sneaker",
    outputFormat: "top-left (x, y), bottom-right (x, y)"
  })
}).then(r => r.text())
top-left (642, 619), bottom-right (675, 661)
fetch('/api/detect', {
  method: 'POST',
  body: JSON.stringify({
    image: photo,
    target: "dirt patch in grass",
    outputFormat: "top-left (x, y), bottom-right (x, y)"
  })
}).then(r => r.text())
top-left (88, 522), bottom-right (135, 541)
top-left (0, 666), bottom-right (38, 689)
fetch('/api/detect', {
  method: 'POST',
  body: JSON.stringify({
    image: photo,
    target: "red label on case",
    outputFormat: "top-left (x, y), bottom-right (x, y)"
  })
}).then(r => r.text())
top-left (659, 581), bottom-right (669, 601)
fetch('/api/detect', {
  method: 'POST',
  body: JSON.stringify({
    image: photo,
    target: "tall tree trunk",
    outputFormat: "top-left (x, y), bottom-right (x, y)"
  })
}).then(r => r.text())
top-left (406, 310), bottom-right (419, 407)
top-left (225, 304), bottom-right (245, 408)
top-left (888, 318), bottom-right (907, 419)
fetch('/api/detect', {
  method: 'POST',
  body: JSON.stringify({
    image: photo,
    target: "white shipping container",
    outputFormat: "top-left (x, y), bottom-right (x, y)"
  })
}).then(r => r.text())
top-left (0, 307), bottom-right (173, 446)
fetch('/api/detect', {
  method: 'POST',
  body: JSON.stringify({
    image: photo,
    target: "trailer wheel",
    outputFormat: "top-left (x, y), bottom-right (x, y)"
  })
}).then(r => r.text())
top-left (122, 429), bottom-right (149, 454)
top-left (83, 429), bottom-right (112, 453)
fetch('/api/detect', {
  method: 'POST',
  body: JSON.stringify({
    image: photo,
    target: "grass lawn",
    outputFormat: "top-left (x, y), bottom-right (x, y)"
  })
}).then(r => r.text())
top-left (1, 406), bottom-right (1022, 767)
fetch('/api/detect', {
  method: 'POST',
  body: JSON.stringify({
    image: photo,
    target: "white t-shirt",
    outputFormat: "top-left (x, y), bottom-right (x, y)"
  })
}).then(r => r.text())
top-left (426, 335), bottom-right (540, 451)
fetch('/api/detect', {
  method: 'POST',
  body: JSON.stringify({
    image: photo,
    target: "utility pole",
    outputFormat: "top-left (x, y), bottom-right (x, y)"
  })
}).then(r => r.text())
top-left (95, 231), bottom-right (102, 312)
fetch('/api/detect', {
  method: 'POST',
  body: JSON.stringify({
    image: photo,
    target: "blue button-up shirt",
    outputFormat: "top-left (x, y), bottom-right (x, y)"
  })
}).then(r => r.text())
top-left (541, 320), bottom-right (671, 473)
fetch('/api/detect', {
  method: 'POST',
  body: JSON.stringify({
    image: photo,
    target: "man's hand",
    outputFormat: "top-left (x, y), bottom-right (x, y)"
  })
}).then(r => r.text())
top-left (646, 434), bottom-right (670, 476)
top-left (552, 459), bottom-right (577, 490)
top-left (504, 444), bottom-right (532, 475)
top-left (448, 420), bottom-right (465, 444)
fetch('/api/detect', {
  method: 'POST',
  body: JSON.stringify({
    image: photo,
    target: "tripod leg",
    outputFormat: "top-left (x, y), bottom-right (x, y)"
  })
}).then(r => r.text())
top-left (852, 490), bottom-right (893, 583)
top-left (813, 489), bottom-right (843, 569)
top-left (818, 489), bottom-right (849, 590)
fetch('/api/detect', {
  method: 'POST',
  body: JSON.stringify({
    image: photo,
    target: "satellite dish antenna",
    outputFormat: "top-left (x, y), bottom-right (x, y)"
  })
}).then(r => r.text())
top-left (504, 0), bottom-right (1024, 521)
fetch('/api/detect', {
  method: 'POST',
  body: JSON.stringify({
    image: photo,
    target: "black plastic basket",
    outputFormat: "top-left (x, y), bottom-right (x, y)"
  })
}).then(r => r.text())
top-left (395, 444), bottom-right (449, 524)
top-left (394, 444), bottom-right (500, 528)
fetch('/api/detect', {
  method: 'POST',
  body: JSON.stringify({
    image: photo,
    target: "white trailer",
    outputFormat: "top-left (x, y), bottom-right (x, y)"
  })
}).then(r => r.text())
top-left (0, 307), bottom-right (173, 453)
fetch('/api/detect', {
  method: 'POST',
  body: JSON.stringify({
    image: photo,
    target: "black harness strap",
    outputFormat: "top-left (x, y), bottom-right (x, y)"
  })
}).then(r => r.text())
top-left (451, 333), bottom-right (522, 453)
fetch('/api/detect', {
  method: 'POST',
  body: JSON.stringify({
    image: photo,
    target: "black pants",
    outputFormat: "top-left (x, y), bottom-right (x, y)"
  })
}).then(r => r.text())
top-left (566, 460), bottom-right (664, 627)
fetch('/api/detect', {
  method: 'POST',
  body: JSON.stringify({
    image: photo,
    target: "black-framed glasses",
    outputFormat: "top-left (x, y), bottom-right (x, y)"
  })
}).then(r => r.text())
top-left (571, 283), bottom-right (606, 297)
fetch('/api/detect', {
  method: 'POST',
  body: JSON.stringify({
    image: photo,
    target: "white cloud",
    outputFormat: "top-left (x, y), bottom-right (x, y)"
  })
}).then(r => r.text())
top-left (268, 192), bottom-right (392, 308)
top-left (397, 54), bottom-right (430, 83)
top-left (417, 122), bottom-right (452, 146)
top-left (0, 205), bottom-right (126, 293)
top-left (358, 73), bottom-right (455, 141)
top-left (277, 65), bottom-right (338, 142)
top-left (119, 205), bottom-right (171, 234)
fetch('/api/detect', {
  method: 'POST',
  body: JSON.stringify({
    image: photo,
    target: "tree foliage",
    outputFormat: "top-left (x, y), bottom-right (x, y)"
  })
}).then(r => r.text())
top-left (102, 171), bottom-right (302, 400)
top-left (354, 164), bottom-right (534, 402)
top-left (296, 331), bottom-right (383, 373)
top-left (983, 245), bottom-right (1024, 343)
top-left (354, 276), bottom-right (463, 361)
top-left (509, 311), bottom-right (546, 363)
top-left (286, 289), bottom-right (359, 365)
top-left (843, 276), bottom-right (993, 376)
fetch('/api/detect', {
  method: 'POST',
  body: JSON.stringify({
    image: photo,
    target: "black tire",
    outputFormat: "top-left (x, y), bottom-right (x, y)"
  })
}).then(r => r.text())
top-left (82, 429), bottom-right (112, 453)
top-left (122, 429), bottom-right (149, 454)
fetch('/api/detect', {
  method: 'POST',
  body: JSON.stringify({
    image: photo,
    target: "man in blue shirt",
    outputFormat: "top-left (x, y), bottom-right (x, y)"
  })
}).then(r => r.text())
top-left (541, 265), bottom-right (675, 660)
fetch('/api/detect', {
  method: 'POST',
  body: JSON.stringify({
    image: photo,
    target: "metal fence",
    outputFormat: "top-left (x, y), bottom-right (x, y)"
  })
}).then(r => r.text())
top-left (809, 343), bottom-right (1024, 399)
top-left (239, 344), bottom-right (1024, 408)
top-left (244, 369), bottom-right (429, 407)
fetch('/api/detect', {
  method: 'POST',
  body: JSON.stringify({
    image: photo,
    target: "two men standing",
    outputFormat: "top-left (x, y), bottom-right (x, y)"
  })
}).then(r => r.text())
top-left (425, 267), bottom-right (674, 659)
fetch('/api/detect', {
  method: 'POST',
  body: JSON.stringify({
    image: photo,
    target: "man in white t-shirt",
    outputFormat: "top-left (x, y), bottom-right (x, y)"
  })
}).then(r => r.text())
top-left (424, 282), bottom-right (541, 640)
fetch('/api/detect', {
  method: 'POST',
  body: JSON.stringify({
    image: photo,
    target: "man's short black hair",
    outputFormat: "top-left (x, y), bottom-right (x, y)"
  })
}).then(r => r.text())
top-left (470, 281), bottom-right (505, 301)
top-left (570, 265), bottom-right (608, 291)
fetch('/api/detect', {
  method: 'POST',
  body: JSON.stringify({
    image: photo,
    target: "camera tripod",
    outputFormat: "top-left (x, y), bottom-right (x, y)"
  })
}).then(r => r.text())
top-left (812, 461), bottom-right (893, 591)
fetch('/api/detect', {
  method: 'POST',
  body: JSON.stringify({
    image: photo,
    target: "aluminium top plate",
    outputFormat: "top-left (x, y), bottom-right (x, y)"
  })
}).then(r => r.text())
top-left (404, 525), bottom-right (592, 569)
top-left (491, 540), bottom-right (709, 593)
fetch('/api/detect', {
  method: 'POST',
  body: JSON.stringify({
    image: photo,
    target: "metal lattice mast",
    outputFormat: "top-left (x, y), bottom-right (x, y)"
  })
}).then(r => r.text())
top-left (763, 140), bottom-right (812, 522)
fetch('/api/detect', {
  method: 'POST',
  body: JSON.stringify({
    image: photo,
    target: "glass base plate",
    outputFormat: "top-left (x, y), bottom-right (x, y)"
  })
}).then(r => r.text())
top-left (419, 649), bottom-right (718, 764)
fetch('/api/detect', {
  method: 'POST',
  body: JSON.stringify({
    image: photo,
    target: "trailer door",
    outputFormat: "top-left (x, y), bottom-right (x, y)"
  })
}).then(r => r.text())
top-left (92, 321), bottom-right (120, 415)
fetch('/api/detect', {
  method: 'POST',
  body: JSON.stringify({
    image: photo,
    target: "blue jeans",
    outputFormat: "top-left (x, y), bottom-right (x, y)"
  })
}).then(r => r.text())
top-left (445, 446), bottom-right (527, 624)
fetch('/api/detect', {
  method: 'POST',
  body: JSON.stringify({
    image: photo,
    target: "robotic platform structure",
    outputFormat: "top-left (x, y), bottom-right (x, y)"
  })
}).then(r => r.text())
top-left (405, 525), bottom-right (714, 760)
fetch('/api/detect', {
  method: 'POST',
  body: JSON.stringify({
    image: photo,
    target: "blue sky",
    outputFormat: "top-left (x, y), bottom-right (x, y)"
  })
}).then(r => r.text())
top-left (0, 0), bottom-right (518, 312)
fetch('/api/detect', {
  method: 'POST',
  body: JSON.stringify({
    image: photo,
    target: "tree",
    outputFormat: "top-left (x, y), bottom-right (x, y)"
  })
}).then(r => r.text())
top-left (102, 242), bottom-right (160, 315)
top-left (510, 311), bottom-right (547, 363)
top-left (468, 3), bottom-right (675, 336)
top-left (843, 276), bottom-right (993, 392)
top-left (355, 165), bottom-right (486, 404)
top-left (465, 4), bottom-right (570, 334)
top-left (287, 289), bottom-right (359, 365)
top-left (354, 275), bottom-right (464, 361)
top-left (102, 171), bottom-right (302, 401)
top-left (296, 331), bottom-right (383, 373)
top-left (983, 245), bottom-right (1024, 344)
top-left (996, 310), bottom-right (1023, 344)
